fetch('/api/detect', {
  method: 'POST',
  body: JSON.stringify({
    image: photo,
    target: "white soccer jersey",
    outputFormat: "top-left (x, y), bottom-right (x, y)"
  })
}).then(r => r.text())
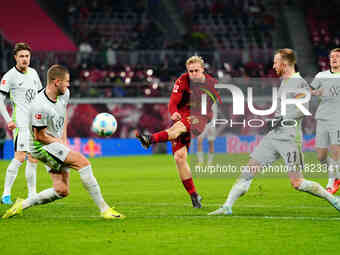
top-left (270, 72), bottom-right (309, 141)
top-left (311, 70), bottom-right (340, 122)
top-left (29, 89), bottom-right (70, 144)
top-left (0, 67), bottom-right (42, 127)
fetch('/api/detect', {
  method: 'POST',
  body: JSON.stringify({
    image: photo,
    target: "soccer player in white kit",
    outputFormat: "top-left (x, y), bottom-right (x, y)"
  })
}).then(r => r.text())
top-left (209, 48), bottom-right (340, 216)
top-left (310, 48), bottom-right (340, 194)
top-left (0, 43), bottom-right (42, 204)
top-left (2, 65), bottom-right (125, 219)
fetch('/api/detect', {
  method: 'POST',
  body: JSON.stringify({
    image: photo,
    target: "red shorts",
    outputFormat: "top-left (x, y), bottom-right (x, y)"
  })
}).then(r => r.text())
top-left (171, 115), bottom-right (208, 154)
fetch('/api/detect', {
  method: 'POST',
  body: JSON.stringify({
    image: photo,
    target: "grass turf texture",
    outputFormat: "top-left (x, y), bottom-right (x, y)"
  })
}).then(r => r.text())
top-left (0, 152), bottom-right (340, 255)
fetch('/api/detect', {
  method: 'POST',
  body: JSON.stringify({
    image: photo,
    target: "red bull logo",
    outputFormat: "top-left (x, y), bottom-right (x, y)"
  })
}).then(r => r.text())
top-left (227, 136), bottom-right (262, 153)
top-left (68, 138), bottom-right (102, 157)
top-left (83, 139), bottom-right (102, 157)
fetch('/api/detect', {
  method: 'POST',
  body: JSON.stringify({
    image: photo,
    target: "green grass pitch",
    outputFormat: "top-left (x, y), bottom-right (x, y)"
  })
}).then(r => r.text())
top-left (0, 152), bottom-right (340, 255)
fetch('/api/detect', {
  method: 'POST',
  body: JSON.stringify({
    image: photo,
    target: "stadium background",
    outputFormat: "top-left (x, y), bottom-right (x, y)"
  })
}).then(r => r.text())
top-left (0, 0), bottom-right (334, 159)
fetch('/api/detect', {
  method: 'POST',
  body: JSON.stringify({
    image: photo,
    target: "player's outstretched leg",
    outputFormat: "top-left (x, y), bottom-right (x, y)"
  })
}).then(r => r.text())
top-left (208, 165), bottom-right (256, 215)
top-left (2, 198), bottom-right (24, 218)
top-left (78, 164), bottom-right (125, 219)
top-left (64, 150), bottom-right (125, 219)
top-left (1, 158), bottom-right (23, 205)
top-left (25, 156), bottom-right (38, 198)
top-left (290, 174), bottom-right (340, 212)
top-left (136, 130), bottom-right (170, 150)
top-left (136, 122), bottom-right (186, 150)
top-left (325, 157), bottom-right (340, 194)
top-left (2, 187), bottom-right (64, 219)
top-left (136, 131), bottom-right (152, 149)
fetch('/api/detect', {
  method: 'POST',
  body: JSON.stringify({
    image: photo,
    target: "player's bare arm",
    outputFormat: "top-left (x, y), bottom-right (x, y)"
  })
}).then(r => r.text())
top-left (0, 93), bottom-right (14, 130)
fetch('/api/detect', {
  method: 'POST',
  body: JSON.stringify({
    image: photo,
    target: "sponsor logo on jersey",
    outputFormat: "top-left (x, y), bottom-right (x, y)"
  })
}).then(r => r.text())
top-left (35, 113), bottom-right (42, 120)
top-left (25, 89), bottom-right (37, 103)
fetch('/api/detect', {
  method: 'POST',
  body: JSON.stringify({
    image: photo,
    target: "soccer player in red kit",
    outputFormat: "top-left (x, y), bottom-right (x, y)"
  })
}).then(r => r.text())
top-left (136, 56), bottom-right (221, 208)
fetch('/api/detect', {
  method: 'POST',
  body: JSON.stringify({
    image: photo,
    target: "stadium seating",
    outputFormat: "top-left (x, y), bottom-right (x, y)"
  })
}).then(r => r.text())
top-left (304, 0), bottom-right (340, 70)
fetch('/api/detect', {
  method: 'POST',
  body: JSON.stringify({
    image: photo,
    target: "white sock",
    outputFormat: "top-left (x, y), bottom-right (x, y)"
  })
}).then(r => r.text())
top-left (79, 165), bottom-right (110, 213)
top-left (298, 179), bottom-right (336, 204)
top-left (22, 188), bottom-right (62, 209)
top-left (223, 167), bottom-right (254, 208)
top-left (327, 157), bottom-right (336, 182)
top-left (335, 160), bottom-right (340, 179)
top-left (197, 151), bottom-right (204, 163)
top-left (25, 161), bottom-right (37, 197)
top-left (207, 153), bottom-right (214, 164)
top-left (2, 159), bottom-right (22, 197)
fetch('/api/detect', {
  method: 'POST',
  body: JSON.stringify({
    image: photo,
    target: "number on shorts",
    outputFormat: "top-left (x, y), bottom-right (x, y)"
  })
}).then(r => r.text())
top-left (287, 151), bottom-right (297, 163)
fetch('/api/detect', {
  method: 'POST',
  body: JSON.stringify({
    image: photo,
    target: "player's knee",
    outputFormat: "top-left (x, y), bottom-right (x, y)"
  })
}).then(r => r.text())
top-left (15, 152), bottom-right (26, 163)
top-left (174, 150), bottom-right (186, 163)
top-left (73, 153), bottom-right (90, 170)
top-left (27, 154), bottom-right (38, 164)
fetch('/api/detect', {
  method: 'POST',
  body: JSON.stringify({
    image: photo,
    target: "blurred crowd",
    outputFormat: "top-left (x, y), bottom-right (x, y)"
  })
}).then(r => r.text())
top-left (2, 0), bottom-right (335, 137)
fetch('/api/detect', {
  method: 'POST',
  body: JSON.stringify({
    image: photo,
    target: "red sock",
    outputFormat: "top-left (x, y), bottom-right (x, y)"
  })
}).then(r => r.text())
top-left (151, 131), bottom-right (168, 143)
top-left (182, 178), bottom-right (197, 195)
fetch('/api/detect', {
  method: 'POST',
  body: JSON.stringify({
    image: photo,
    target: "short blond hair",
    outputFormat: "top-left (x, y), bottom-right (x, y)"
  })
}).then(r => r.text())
top-left (186, 56), bottom-right (204, 68)
top-left (330, 48), bottom-right (340, 55)
top-left (47, 65), bottom-right (69, 84)
top-left (275, 48), bottom-right (296, 66)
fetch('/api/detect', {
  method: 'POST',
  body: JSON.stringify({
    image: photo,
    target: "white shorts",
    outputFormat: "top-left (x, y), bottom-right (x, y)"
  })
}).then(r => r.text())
top-left (198, 122), bottom-right (216, 141)
top-left (250, 135), bottom-right (303, 168)
top-left (315, 120), bottom-right (340, 148)
top-left (14, 127), bottom-right (31, 152)
top-left (31, 142), bottom-right (71, 172)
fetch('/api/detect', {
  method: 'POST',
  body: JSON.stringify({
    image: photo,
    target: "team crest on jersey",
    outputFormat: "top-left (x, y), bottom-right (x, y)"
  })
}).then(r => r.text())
top-left (1, 80), bottom-right (5, 85)
top-left (35, 113), bottom-right (42, 120)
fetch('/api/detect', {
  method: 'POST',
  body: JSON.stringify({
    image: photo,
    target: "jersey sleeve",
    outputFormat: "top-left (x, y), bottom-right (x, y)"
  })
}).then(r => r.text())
top-left (310, 73), bottom-right (321, 89)
top-left (285, 78), bottom-right (310, 119)
top-left (34, 69), bottom-right (43, 91)
top-left (0, 72), bottom-right (12, 94)
top-left (31, 103), bottom-right (48, 128)
top-left (168, 78), bottom-right (185, 115)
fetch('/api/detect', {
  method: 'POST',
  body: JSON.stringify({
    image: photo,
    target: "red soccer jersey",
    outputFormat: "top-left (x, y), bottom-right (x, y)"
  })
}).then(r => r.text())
top-left (168, 73), bottom-right (221, 122)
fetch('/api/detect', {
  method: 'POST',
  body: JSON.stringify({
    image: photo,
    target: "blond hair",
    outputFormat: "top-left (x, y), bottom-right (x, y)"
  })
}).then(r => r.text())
top-left (275, 48), bottom-right (296, 66)
top-left (186, 56), bottom-right (204, 68)
top-left (330, 48), bottom-right (340, 55)
top-left (47, 65), bottom-right (69, 84)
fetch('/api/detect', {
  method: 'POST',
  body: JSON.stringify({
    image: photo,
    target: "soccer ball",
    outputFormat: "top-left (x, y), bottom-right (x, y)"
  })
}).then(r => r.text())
top-left (91, 113), bottom-right (117, 137)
